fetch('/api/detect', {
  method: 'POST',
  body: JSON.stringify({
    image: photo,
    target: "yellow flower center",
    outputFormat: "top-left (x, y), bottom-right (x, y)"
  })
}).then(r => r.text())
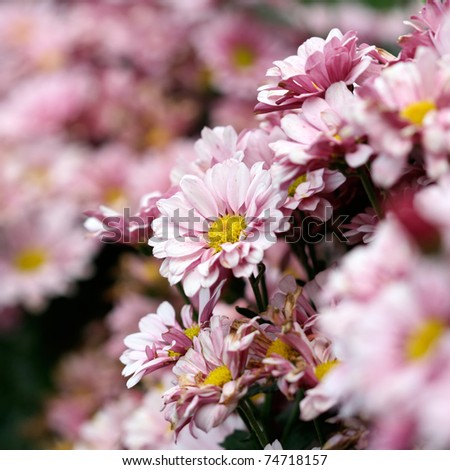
top-left (288, 174), bottom-right (308, 198)
top-left (168, 350), bottom-right (182, 357)
top-left (203, 365), bottom-right (233, 387)
top-left (266, 338), bottom-right (297, 360)
top-left (144, 126), bottom-right (172, 149)
top-left (14, 248), bottom-right (47, 272)
top-left (184, 324), bottom-right (201, 341)
top-left (104, 187), bottom-right (126, 207)
top-left (207, 214), bottom-right (247, 253)
top-left (314, 359), bottom-right (340, 381)
top-left (400, 100), bottom-right (436, 126)
top-left (233, 45), bottom-right (255, 68)
top-left (406, 319), bottom-right (445, 361)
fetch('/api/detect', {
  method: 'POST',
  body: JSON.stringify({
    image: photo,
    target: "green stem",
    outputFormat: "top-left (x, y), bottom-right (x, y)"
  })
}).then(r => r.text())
top-left (358, 167), bottom-right (382, 219)
top-left (306, 241), bottom-right (320, 276)
top-left (313, 419), bottom-right (324, 448)
top-left (259, 264), bottom-right (269, 310)
top-left (262, 392), bottom-right (273, 430)
top-left (237, 399), bottom-right (270, 449)
top-left (282, 390), bottom-right (303, 444)
top-left (249, 274), bottom-right (265, 313)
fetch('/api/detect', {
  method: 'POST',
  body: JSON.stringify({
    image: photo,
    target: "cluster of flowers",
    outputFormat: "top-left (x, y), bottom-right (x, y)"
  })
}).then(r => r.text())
top-left (19, 0), bottom-right (448, 451)
top-left (111, 0), bottom-right (450, 450)
top-left (0, 0), bottom-right (299, 322)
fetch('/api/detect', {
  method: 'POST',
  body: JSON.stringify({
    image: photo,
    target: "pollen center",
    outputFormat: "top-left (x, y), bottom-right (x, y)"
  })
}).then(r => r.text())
top-left (406, 319), bottom-right (445, 361)
top-left (207, 214), bottom-right (247, 253)
top-left (400, 100), bottom-right (436, 126)
top-left (315, 359), bottom-right (340, 381)
top-left (288, 174), bottom-right (308, 198)
top-left (14, 248), bottom-right (47, 272)
top-left (184, 324), bottom-right (201, 341)
top-left (266, 338), bottom-right (297, 360)
top-left (203, 365), bottom-right (233, 387)
top-left (233, 45), bottom-right (255, 68)
top-left (104, 187), bottom-right (126, 207)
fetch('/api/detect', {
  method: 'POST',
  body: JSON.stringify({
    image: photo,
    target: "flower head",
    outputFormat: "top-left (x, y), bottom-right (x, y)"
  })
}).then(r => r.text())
top-left (163, 316), bottom-right (259, 436)
top-left (150, 159), bottom-right (287, 296)
top-left (256, 29), bottom-right (378, 113)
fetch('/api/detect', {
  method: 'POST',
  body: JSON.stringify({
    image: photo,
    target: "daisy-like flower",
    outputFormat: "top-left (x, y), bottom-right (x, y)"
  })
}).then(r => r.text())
top-left (399, 0), bottom-right (450, 58)
top-left (281, 168), bottom-right (346, 221)
top-left (352, 47), bottom-right (450, 187)
top-left (342, 207), bottom-right (378, 245)
top-left (150, 159), bottom-right (287, 297)
top-left (256, 29), bottom-right (379, 114)
top-left (121, 285), bottom-right (223, 388)
top-left (163, 316), bottom-right (260, 436)
top-left (269, 82), bottom-right (373, 171)
top-left (0, 202), bottom-right (98, 311)
top-left (193, 12), bottom-right (288, 98)
top-left (316, 262), bottom-right (450, 449)
top-left (262, 279), bottom-right (337, 400)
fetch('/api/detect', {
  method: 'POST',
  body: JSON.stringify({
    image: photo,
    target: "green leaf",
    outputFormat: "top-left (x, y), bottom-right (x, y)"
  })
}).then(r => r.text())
top-left (220, 430), bottom-right (261, 450)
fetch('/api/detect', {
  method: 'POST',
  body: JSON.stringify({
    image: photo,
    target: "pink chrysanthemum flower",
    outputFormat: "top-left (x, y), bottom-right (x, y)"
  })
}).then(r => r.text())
top-left (163, 316), bottom-right (260, 436)
top-left (193, 13), bottom-right (288, 98)
top-left (280, 168), bottom-right (346, 221)
top-left (256, 29), bottom-right (379, 113)
top-left (342, 207), bottom-right (378, 245)
top-left (84, 146), bottom-right (176, 244)
top-left (0, 203), bottom-right (98, 311)
top-left (121, 286), bottom-right (222, 388)
top-left (423, 108), bottom-right (450, 179)
top-left (262, 278), bottom-right (337, 400)
top-left (352, 47), bottom-right (450, 187)
top-left (150, 159), bottom-right (287, 297)
top-left (269, 82), bottom-right (373, 171)
top-left (317, 262), bottom-right (450, 449)
top-left (399, 0), bottom-right (450, 58)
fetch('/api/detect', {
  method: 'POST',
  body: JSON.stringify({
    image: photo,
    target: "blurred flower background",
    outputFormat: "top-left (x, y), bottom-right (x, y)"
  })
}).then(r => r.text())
top-left (0, 0), bottom-right (417, 450)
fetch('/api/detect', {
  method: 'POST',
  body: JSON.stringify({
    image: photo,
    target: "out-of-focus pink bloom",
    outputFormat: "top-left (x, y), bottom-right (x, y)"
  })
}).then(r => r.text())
top-left (318, 262), bottom-right (450, 448)
top-left (211, 98), bottom-right (260, 133)
top-left (0, 70), bottom-right (94, 142)
top-left (0, 203), bottom-right (98, 311)
top-left (342, 208), bottom-right (378, 245)
top-left (193, 13), bottom-right (289, 98)
top-left (84, 145), bottom-right (176, 244)
top-left (415, 174), bottom-right (450, 252)
top-left (399, 0), bottom-right (450, 58)
top-left (150, 159), bottom-right (286, 297)
top-left (323, 218), bottom-right (416, 304)
top-left (105, 294), bottom-right (159, 358)
top-left (46, 347), bottom-right (126, 441)
top-left (423, 108), bottom-right (450, 179)
top-left (163, 316), bottom-right (259, 436)
top-left (123, 379), bottom-right (245, 450)
top-left (256, 29), bottom-right (379, 113)
top-left (75, 392), bottom-right (142, 450)
top-left (352, 47), bottom-right (450, 187)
